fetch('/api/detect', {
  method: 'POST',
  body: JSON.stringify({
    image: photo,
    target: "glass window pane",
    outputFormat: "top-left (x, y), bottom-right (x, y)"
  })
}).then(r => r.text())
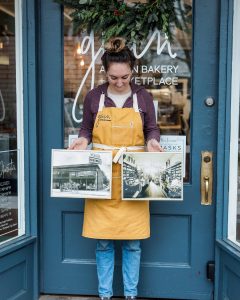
top-left (64, 0), bottom-right (192, 181)
top-left (0, 0), bottom-right (24, 245)
top-left (228, 0), bottom-right (240, 246)
top-left (237, 108), bottom-right (240, 243)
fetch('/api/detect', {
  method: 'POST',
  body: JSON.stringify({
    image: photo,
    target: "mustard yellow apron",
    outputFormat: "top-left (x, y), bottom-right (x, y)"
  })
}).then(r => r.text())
top-left (82, 93), bottom-right (150, 240)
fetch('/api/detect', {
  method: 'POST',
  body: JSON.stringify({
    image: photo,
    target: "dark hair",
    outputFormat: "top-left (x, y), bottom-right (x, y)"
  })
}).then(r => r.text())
top-left (101, 37), bottom-right (136, 71)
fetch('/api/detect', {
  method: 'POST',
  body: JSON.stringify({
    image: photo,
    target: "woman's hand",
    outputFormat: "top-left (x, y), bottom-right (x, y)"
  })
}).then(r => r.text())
top-left (147, 139), bottom-right (164, 152)
top-left (68, 137), bottom-right (88, 150)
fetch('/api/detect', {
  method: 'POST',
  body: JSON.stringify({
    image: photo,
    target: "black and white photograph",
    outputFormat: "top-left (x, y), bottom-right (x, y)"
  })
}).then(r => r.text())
top-left (122, 152), bottom-right (183, 200)
top-left (51, 150), bottom-right (112, 199)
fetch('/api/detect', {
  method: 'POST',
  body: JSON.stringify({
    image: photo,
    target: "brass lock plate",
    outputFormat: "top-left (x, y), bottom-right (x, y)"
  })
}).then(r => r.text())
top-left (201, 151), bottom-right (213, 205)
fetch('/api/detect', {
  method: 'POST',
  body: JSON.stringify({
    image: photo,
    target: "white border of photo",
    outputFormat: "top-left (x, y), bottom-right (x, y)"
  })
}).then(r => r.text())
top-left (121, 151), bottom-right (183, 201)
top-left (51, 149), bottom-right (112, 199)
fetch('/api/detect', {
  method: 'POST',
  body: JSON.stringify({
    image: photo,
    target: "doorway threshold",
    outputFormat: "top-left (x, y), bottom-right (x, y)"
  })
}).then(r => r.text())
top-left (39, 296), bottom-right (159, 300)
top-left (39, 296), bottom-right (120, 300)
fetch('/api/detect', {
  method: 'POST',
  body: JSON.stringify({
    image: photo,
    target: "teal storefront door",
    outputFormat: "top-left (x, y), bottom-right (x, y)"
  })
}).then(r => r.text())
top-left (39, 0), bottom-right (219, 299)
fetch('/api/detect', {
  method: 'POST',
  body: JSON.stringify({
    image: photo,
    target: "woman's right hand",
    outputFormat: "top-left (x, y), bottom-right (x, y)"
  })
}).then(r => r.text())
top-left (147, 139), bottom-right (164, 152)
top-left (68, 137), bottom-right (88, 150)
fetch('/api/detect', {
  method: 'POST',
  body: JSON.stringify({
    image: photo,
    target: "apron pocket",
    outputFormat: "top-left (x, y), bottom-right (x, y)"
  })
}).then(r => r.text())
top-left (111, 122), bottom-right (134, 146)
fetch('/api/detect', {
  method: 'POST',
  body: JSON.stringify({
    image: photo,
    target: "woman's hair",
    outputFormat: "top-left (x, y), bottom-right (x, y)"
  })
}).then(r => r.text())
top-left (101, 37), bottom-right (136, 71)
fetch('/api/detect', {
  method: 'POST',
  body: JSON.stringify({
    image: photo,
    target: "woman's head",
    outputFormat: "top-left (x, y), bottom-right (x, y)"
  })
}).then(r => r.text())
top-left (101, 37), bottom-right (136, 72)
top-left (101, 38), bottom-right (136, 93)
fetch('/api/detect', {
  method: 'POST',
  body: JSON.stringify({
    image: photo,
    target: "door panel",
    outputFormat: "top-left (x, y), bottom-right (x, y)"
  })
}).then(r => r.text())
top-left (40, 0), bottom-right (219, 299)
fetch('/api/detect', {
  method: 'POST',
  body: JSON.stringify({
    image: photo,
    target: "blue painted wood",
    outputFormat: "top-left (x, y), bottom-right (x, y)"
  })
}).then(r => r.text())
top-left (215, 0), bottom-right (240, 298)
top-left (216, 241), bottom-right (240, 300)
top-left (22, 0), bottom-right (38, 238)
top-left (39, 0), bottom-right (219, 298)
top-left (215, 0), bottom-right (234, 242)
top-left (22, 0), bottom-right (39, 298)
top-left (216, 240), bottom-right (240, 263)
top-left (0, 236), bottom-right (36, 258)
top-left (0, 0), bottom-right (38, 298)
top-left (0, 244), bottom-right (34, 300)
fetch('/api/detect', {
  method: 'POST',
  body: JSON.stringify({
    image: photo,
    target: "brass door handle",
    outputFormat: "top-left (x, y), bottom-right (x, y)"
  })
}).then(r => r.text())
top-left (204, 176), bottom-right (209, 203)
top-left (201, 152), bottom-right (213, 205)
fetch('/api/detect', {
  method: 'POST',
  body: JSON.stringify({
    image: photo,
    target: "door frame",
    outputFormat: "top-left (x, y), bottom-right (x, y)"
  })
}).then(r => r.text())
top-left (215, 0), bottom-right (240, 299)
top-left (0, 0), bottom-right (38, 299)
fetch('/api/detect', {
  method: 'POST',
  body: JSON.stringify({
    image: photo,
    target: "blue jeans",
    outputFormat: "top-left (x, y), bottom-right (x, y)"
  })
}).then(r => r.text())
top-left (96, 239), bottom-right (141, 298)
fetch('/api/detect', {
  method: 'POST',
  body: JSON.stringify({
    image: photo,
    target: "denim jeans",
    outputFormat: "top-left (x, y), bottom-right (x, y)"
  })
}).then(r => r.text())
top-left (96, 239), bottom-right (141, 298)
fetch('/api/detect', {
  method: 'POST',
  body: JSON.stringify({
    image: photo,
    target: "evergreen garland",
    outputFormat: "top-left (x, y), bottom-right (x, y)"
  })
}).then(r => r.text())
top-left (56, 0), bottom-right (177, 45)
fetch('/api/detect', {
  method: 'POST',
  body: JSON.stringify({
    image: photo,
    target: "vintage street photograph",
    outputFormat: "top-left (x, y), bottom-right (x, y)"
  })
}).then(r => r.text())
top-left (122, 152), bottom-right (183, 200)
top-left (51, 150), bottom-right (112, 199)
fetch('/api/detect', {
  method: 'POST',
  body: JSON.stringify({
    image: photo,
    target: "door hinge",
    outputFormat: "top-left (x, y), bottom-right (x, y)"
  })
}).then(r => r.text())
top-left (206, 261), bottom-right (215, 282)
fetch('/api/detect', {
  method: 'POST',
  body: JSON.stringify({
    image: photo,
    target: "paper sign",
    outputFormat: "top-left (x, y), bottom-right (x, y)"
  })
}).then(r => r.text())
top-left (160, 135), bottom-right (186, 176)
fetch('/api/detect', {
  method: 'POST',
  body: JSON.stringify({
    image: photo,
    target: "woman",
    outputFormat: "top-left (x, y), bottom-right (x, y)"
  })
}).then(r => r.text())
top-left (69, 37), bottom-right (162, 300)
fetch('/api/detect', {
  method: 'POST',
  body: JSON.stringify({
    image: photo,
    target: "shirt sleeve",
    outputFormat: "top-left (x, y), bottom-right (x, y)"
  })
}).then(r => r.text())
top-left (141, 89), bottom-right (160, 143)
top-left (79, 92), bottom-right (94, 143)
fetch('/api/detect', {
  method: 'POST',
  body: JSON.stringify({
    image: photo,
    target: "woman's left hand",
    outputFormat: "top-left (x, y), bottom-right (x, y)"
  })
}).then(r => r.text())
top-left (147, 139), bottom-right (164, 152)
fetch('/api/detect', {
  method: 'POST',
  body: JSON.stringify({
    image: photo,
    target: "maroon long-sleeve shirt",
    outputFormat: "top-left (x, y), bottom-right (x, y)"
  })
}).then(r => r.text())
top-left (79, 82), bottom-right (160, 143)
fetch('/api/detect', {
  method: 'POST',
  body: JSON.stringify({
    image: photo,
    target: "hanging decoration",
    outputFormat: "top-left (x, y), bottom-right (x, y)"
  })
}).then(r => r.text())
top-left (55, 0), bottom-right (177, 45)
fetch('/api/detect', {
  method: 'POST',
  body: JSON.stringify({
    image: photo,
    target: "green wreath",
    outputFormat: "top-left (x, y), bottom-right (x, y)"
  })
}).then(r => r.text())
top-left (56, 0), bottom-right (177, 45)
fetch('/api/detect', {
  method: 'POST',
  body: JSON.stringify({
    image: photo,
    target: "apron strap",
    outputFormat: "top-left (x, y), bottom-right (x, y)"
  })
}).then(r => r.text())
top-left (99, 92), bottom-right (139, 112)
top-left (133, 93), bottom-right (139, 112)
top-left (92, 143), bottom-right (145, 164)
top-left (98, 93), bottom-right (105, 112)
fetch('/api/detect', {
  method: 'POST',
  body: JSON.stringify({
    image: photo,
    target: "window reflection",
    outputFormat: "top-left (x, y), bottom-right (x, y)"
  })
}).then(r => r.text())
top-left (0, 0), bottom-right (20, 244)
top-left (0, 0), bottom-right (17, 150)
top-left (64, 0), bottom-right (192, 181)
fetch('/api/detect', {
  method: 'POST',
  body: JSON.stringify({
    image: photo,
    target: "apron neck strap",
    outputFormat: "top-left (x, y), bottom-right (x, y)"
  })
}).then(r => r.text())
top-left (98, 93), bottom-right (105, 112)
top-left (133, 93), bottom-right (139, 112)
top-left (98, 92), bottom-right (139, 112)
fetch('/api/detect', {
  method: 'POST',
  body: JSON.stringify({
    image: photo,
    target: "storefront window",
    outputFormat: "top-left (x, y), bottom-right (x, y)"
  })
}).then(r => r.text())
top-left (228, 0), bottom-right (240, 245)
top-left (237, 106), bottom-right (240, 243)
top-left (63, 0), bottom-right (192, 181)
top-left (0, 0), bottom-right (25, 245)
